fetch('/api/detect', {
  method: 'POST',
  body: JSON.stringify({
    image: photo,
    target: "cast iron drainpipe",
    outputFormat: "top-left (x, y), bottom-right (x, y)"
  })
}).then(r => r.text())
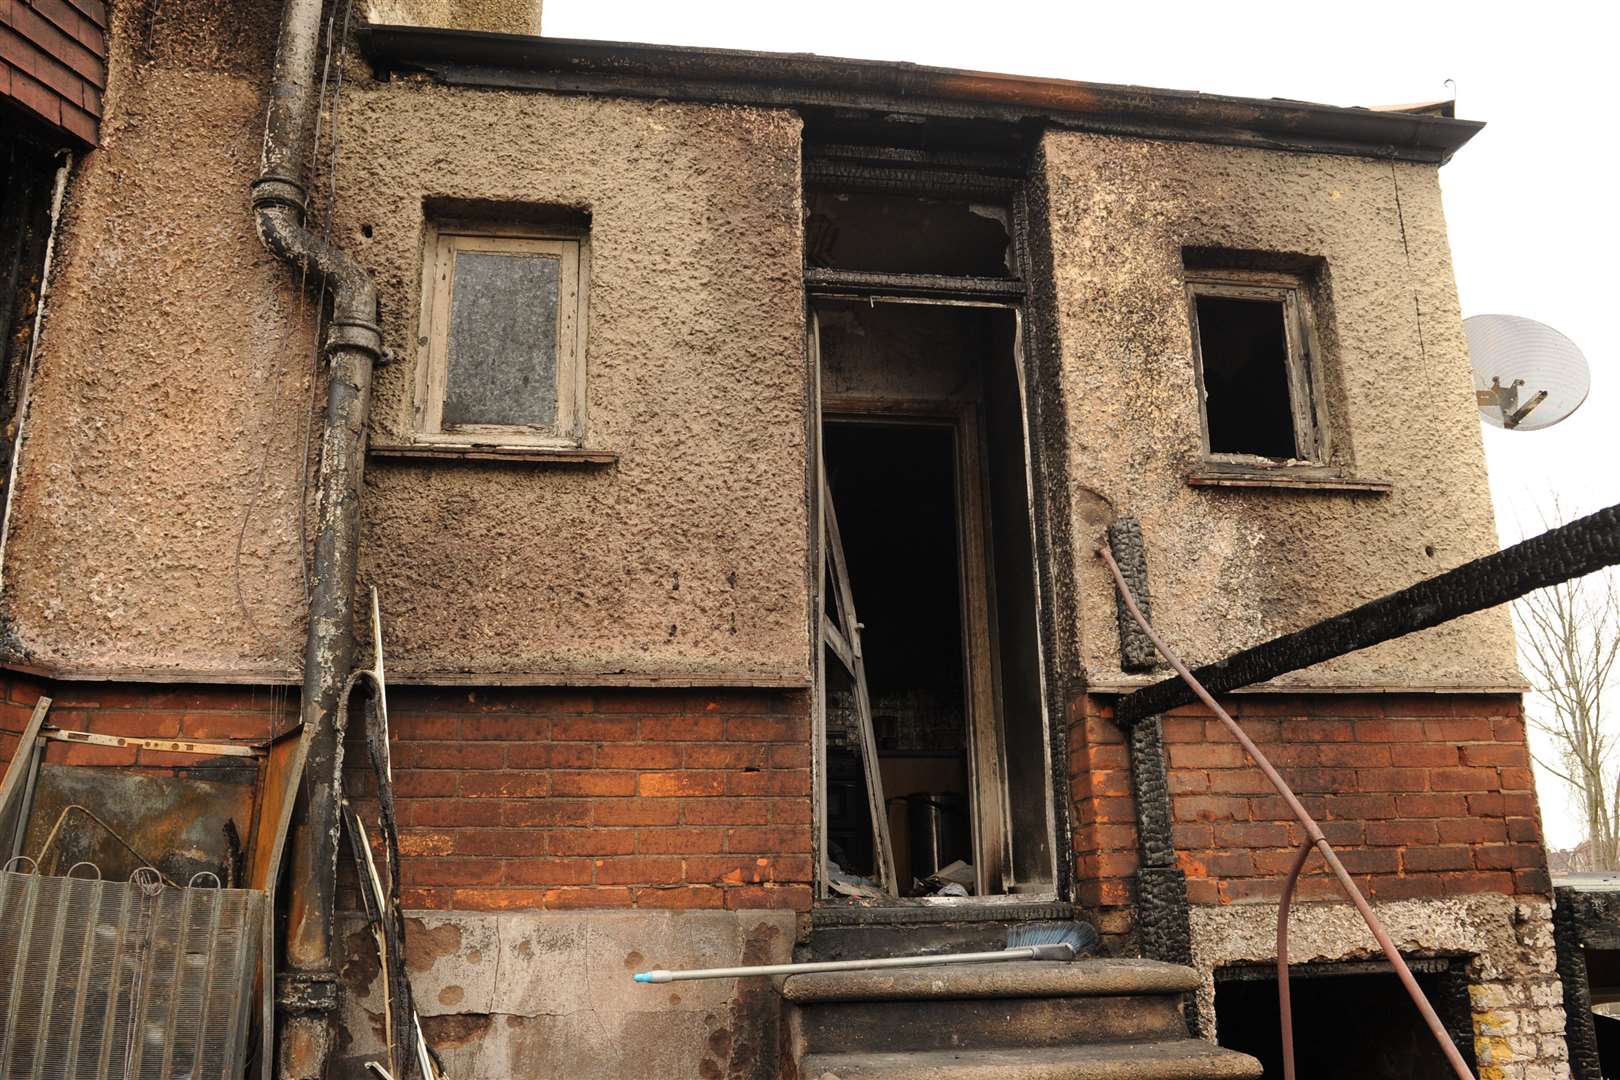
top-left (251, 0), bottom-right (383, 1076)
top-left (1095, 544), bottom-right (1476, 1080)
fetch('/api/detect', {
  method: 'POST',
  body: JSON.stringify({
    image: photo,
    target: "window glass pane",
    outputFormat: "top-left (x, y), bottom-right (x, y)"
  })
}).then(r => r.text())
top-left (1195, 294), bottom-right (1297, 459)
top-left (443, 249), bottom-right (560, 429)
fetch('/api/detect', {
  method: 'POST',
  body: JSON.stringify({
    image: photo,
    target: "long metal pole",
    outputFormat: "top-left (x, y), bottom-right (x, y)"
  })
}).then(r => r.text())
top-left (633, 942), bottom-right (1077, 984)
top-left (1096, 544), bottom-right (1474, 1080)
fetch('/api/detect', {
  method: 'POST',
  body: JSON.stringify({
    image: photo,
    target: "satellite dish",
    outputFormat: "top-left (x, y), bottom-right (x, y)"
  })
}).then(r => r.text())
top-left (1465, 313), bottom-right (1589, 431)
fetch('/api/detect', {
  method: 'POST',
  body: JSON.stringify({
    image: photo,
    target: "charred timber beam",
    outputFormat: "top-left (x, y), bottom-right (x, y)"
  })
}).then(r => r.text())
top-left (252, 0), bottom-right (382, 1077)
top-left (1553, 888), bottom-right (1602, 1080)
top-left (1115, 502), bottom-right (1620, 726)
top-left (803, 267), bottom-right (1025, 303)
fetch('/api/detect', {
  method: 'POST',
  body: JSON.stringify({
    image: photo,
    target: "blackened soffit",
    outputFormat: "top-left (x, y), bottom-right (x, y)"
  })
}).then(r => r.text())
top-left (357, 25), bottom-right (1484, 165)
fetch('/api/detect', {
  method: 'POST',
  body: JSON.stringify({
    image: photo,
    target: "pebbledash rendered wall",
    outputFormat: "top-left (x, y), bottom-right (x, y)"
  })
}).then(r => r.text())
top-left (0, 0), bottom-right (810, 686)
top-left (1031, 129), bottom-right (1521, 691)
top-left (6, 13), bottom-right (1521, 702)
top-left (1030, 131), bottom-right (1561, 1076)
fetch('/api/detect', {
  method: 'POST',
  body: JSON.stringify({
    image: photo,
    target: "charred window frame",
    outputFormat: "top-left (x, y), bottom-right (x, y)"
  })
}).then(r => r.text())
top-left (413, 225), bottom-right (589, 449)
top-left (1185, 269), bottom-right (1326, 467)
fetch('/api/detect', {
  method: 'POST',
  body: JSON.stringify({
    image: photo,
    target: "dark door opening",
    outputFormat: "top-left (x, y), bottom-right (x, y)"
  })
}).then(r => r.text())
top-left (823, 422), bottom-right (972, 895)
top-left (1215, 961), bottom-right (1476, 1079)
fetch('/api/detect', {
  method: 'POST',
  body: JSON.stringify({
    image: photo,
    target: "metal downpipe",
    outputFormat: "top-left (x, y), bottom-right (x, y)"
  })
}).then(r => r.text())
top-left (251, 0), bottom-right (382, 1076)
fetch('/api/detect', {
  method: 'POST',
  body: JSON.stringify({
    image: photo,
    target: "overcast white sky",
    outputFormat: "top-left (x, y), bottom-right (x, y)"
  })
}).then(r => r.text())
top-left (548, 0), bottom-right (1616, 847)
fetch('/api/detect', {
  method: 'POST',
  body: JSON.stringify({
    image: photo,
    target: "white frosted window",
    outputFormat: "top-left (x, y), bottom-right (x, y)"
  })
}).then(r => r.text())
top-left (443, 251), bottom-right (561, 429)
top-left (416, 231), bottom-right (585, 447)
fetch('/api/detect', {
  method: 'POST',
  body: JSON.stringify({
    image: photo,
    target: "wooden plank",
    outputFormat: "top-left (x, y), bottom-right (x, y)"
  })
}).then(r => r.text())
top-left (0, 696), bottom-right (51, 831)
top-left (821, 472), bottom-right (897, 894)
top-left (1115, 501), bottom-right (1620, 724)
top-left (40, 728), bottom-right (261, 757)
top-left (805, 267), bottom-right (1025, 303)
top-left (810, 309), bottom-right (832, 899)
top-left (369, 443), bottom-right (617, 465)
top-left (1185, 472), bottom-right (1393, 494)
top-left (63, 0), bottom-right (108, 30)
top-left (821, 617), bottom-right (854, 670)
top-left (252, 724), bottom-right (308, 1080)
top-left (247, 726), bottom-right (307, 892)
top-left (951, 410), bottom-right (1007, 897)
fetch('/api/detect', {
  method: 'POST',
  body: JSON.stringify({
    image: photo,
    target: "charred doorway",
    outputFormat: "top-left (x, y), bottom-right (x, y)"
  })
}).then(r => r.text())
top-left (812, 299), bottom-right (1054, 900)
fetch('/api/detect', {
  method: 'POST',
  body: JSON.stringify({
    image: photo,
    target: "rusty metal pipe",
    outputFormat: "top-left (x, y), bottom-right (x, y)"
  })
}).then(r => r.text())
top-left (1096, 544), bottom-right (1474, 1080)
top-left (251, 0), bottom-right (382, 1076)
top-left (1276, 839), bottom-right (1313, 1080)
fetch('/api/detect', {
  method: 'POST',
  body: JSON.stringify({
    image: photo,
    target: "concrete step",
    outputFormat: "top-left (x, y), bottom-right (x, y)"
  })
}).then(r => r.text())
top-left (798, 991), bottom-right (1189, 1054)
top-left (787, 959), bottom-right (1204, 1056)
top-left (801, 1040), bottom-right (1265, 1080)
top-left (803, 903), bottom-right (1085, 962)
top-left (783, 959), bottom-right (1201, 1004)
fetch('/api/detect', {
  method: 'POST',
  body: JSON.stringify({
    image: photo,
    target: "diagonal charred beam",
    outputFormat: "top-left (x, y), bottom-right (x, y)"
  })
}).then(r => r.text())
top-left (1114, 501), bottom-right (1620, 726)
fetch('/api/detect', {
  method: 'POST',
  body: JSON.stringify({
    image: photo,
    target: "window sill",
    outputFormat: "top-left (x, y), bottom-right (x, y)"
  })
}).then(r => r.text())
top-left (369, 442), bottom-right (618, 465)
top-left (1186, 466), bottom-right (1391, 495)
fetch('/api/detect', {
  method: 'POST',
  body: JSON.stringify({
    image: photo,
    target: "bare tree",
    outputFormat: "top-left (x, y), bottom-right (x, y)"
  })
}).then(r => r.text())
top-left (1515, 558), bottom-right (1620, 871)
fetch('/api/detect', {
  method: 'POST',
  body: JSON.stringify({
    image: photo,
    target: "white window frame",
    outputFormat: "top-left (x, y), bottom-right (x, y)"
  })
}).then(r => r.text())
top-left (1185, 269), bottom-right (1327, 466)
top-left (414, 225), bottom-right (588, 449)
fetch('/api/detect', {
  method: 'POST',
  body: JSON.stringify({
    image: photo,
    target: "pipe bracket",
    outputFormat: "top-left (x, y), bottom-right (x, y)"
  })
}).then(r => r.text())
top-left (250, 173), bottom-right (310, 216)
top-left (325, 318), bottom-right (385, 365)
top-left (276, 970), bottom-right (340, 1016)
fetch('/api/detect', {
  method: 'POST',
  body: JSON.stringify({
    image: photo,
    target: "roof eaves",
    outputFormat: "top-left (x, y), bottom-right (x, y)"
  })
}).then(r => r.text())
top-left (357, 25), bottom-right (1485, 165)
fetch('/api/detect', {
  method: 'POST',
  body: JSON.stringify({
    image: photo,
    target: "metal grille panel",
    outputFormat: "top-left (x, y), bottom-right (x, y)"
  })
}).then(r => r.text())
top-left (0, 870), bottom-right (263, 1080)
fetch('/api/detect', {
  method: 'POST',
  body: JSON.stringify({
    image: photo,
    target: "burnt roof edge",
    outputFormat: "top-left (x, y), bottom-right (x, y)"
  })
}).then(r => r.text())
top-left (357, 25), bottom-right (1485, 165)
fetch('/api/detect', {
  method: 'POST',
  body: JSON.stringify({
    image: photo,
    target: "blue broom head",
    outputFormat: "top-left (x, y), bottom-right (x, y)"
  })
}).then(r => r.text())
top-left (1005, 920), bottom-right (1099, 960)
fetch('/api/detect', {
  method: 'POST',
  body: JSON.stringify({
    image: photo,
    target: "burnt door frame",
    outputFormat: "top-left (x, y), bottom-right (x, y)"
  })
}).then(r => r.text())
top-left (808, 296), bottom-right (1059, 902)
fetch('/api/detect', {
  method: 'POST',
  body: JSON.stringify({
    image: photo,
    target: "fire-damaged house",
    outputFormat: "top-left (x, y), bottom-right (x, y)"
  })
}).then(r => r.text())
top-left (2, 0), bottom-right (1616, 1078)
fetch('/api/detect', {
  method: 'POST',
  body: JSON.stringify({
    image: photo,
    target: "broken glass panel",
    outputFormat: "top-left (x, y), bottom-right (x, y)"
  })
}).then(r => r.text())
top-left (443, 250), bottom-right (560, 429)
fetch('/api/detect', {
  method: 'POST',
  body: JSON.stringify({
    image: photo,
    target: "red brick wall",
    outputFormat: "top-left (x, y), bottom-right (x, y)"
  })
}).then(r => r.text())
top-left (2, 674), bottom-right (814, 913)
top-left (1068, 696), bottom-right (1134, 915)
top-left (346, 687), bottom-right (814, 914)
top-left (1071, 693), bottom-right (1548, 930)
top-left (1, 0), bottom-right (107, 146)
top-left (0, 669), bottom-right (49, 769)
top-left (0, 672), bottom-right (290, 773)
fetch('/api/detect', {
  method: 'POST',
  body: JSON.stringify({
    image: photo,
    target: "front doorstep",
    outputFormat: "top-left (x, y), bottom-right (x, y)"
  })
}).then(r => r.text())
top-left (801, 899), bottom-right (1083, 962)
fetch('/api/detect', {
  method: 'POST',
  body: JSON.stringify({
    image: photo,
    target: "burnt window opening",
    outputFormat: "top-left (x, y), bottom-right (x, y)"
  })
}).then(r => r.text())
top-left (1187, 270), bottom-right (1324, 464)
top-left (414, 221), bottom-right (589, 448)
top-left (805, 188), bottom-right (1013, 278)
top-left (1214, 959), bottom-right (1476, 1079)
